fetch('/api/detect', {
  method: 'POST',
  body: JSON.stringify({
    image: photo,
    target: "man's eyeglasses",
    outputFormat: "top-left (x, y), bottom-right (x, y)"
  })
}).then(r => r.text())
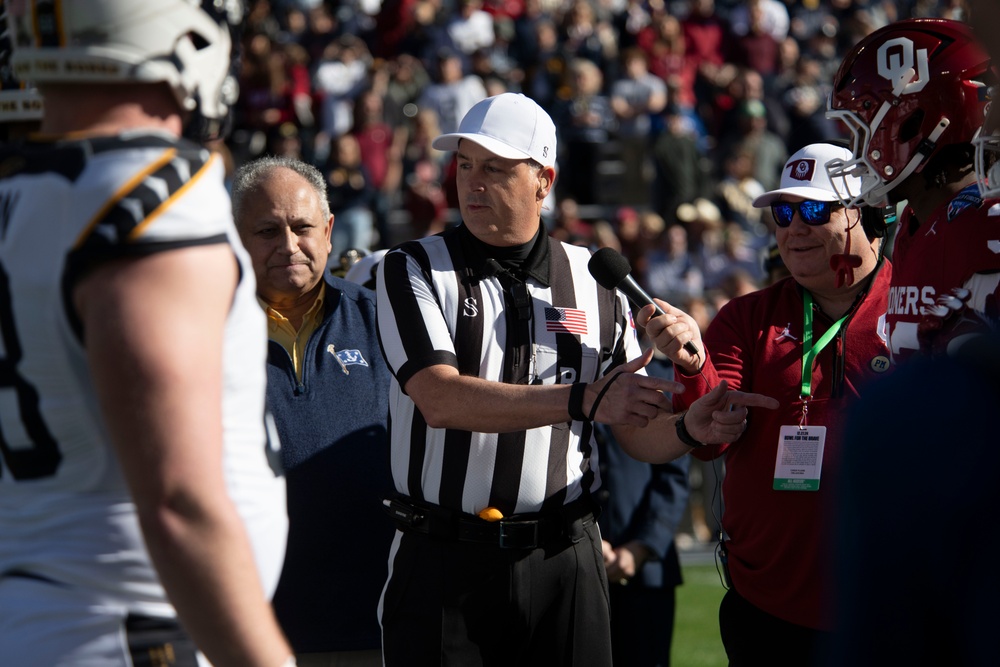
top-left (770, 200), bottom-right (841, 228)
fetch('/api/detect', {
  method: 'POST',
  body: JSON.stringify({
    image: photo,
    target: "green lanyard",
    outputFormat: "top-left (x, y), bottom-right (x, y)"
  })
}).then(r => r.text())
top-left (800, 291), bottom-right (849, 401)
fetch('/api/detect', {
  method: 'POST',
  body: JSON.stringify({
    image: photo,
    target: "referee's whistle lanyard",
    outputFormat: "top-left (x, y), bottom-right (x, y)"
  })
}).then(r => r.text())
top-left (798, 290), bottom-right (848, 428)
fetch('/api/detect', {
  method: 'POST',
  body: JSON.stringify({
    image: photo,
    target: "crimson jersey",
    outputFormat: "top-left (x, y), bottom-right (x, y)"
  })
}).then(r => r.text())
top-left (673, 266), bottom-right (893, 630)
top-left (887, 184), bottom-right (1000, 364)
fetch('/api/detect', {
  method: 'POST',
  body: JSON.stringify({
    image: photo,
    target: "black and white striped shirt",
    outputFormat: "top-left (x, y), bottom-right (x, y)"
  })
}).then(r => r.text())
top-left (376, 224), bottom-right (644, 516)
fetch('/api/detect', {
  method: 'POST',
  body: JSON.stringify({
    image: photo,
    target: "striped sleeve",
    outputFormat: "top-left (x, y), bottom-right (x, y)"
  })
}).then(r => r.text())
top-left (377, 240), bottom-right (461, 390)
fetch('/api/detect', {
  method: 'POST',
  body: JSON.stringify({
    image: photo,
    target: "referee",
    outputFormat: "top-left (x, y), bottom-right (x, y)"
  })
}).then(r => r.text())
top-left (375, 93), bottom-right (777, 666)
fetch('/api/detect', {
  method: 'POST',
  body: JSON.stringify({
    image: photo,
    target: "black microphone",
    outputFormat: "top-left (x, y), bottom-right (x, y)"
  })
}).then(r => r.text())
top-left (482, 258), bottom-right (504, 278)
top-left (483, 258), bottom-right (531, 321)
top-left (588, 247), bottom-right (701, 357)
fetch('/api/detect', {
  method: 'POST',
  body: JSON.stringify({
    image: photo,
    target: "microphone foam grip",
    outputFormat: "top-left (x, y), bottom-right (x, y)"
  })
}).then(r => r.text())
top-left (588, 248), bottom-right (702, 358)
top-left (588, 247), bottom-right (632, 290)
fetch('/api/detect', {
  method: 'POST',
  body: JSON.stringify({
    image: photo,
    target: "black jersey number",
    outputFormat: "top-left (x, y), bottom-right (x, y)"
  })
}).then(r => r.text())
top-left (0, 262), bottom-right (62, 479)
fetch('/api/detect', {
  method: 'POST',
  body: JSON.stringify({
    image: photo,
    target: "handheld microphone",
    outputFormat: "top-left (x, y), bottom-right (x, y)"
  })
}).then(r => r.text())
top-left (588, 247), bottom-right (701, 357)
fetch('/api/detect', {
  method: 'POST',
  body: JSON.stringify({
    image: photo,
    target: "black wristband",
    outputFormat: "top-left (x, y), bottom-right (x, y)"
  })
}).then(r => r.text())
top-left (588, 372), bottom-right (623, 422)
top-left (675, 412), bottom-right (705, 448)
top-left (568, 382), bottom-right (588, 422)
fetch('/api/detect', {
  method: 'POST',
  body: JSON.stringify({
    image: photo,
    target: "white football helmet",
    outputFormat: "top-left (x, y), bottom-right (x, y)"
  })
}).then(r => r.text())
top-left (9, 0), bottom-right (243, 139)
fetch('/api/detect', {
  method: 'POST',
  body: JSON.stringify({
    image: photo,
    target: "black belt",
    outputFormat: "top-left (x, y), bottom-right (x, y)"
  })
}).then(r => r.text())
top-left (383, 494), bottom-right (598, 550)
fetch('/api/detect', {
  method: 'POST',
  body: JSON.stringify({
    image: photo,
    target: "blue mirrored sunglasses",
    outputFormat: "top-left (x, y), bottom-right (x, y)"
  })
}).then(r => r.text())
top-left (770, 200), bottom-right (841, 228)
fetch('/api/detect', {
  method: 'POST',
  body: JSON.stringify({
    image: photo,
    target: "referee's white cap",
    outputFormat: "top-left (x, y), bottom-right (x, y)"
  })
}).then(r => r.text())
top-left (433, 93), bottom-right (557, 169)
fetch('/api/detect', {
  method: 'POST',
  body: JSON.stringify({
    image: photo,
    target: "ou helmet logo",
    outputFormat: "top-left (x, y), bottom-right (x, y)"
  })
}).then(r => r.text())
top-left (877, 37), bottom-right (929, 95)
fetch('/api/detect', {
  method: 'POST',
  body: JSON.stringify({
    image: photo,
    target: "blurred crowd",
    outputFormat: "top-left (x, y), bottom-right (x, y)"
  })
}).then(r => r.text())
top-left (228, 0), bottom-right (969, 294)
top-left (224, 0), bottom-right (970, 542)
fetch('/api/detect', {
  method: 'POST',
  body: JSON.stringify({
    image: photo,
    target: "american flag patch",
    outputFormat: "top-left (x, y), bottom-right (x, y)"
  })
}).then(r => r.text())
top-left (545, 307), bottom-right (588, 335)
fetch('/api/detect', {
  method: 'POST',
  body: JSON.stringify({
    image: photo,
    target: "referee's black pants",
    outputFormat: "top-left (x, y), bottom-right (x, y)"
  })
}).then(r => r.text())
top-left (379, 522), bottom-right (613, 667)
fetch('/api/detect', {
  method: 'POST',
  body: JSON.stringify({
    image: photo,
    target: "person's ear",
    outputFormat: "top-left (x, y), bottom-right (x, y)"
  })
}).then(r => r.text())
top-left (537, 168), bottom-right (555, 199)
top-left (860, 205), bottom-right (890, 239)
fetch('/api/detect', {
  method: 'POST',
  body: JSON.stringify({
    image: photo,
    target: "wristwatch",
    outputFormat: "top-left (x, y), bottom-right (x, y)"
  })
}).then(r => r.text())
top-left (675, 412), bottom-right (705, 448)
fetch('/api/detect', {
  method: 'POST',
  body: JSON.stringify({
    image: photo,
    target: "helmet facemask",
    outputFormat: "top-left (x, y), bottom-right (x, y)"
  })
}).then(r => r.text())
top-left (825, 107), bottom-right (887, 208)
top-left (974, 91), bottom-right (1000, 197)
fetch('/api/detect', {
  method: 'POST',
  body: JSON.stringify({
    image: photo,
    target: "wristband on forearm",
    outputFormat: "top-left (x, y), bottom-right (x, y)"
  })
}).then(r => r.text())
top-left (674, 411), bottom-right (705, 448)
top-left (588, 372), bottom-right (623, 422)
top-left (568, 382), bottom-right (588, 421)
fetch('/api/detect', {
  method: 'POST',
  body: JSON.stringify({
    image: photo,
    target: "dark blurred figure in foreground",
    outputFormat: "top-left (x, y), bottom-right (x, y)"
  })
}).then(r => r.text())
top-left (828, 336), bottom-right (1000, 667)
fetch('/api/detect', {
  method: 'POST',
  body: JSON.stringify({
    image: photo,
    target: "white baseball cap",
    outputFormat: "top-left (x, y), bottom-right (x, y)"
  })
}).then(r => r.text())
top-left (432, 93), bottom-right (558, 168)
top-left (752, 143), bottom-right (862, 207)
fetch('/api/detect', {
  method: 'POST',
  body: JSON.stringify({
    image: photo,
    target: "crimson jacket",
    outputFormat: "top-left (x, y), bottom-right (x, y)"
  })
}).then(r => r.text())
top-left (673, 262), bottom-right (893, 630)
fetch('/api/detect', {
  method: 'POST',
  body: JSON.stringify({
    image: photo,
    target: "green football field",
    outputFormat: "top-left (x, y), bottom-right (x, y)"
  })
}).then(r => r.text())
top-left (671, 563), bottom-right (728, 667)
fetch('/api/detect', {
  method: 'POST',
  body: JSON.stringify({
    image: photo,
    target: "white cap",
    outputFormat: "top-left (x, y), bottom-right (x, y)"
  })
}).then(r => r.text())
top-left (752, 143), bottom-right (862, 207)
top-left (432, 93), bottom-right (557, 168)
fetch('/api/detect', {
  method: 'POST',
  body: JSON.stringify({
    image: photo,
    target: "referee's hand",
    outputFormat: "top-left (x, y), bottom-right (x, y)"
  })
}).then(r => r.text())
top-left (587, 348), bottom-right (679, 427)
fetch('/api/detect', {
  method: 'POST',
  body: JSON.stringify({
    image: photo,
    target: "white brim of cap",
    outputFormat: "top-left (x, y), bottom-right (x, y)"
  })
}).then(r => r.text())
top-left (432, 132), bottom-right (533, 161)
top-left (752, 186), bottom-right (843, 208)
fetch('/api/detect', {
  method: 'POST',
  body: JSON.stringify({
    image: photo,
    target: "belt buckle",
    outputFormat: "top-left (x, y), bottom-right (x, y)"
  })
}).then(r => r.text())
top-left (498, 520), bottom-right (539, 549)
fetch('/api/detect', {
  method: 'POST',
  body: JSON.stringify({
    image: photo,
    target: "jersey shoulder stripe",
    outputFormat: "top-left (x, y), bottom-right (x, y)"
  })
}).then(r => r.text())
top-left (74, 145), bottom-right (214, 250)
top-left (58, 141), bottom-right (228, 339)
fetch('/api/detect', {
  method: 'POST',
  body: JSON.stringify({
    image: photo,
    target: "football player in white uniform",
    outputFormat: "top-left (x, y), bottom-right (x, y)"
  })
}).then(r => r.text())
top-left (0, 2), bottom-right (293, 666)
top-left (826, 18), bottom-right (1000, 364)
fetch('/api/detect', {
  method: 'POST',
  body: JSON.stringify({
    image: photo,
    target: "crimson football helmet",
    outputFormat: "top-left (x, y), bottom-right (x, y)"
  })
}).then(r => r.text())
top-left (826, 19), bottom-right (991, 207)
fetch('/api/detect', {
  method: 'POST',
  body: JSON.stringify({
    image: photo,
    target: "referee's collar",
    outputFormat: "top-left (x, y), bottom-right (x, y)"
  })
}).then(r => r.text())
top-left (460, 222), bottom-right (551, 286)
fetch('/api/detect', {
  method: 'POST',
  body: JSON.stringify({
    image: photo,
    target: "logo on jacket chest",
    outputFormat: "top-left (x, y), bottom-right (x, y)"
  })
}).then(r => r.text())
top-left (774, 322), bottom-right (798, 343)
top-left (327, 344), bottom-right (369, 375)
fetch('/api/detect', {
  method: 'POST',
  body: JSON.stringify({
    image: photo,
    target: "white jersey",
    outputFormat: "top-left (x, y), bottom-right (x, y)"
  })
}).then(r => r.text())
top-left (0, 133), bottom-right (287, 664)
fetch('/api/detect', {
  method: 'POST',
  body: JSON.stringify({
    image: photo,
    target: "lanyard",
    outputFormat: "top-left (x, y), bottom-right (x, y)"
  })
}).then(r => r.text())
top-left (800, 291), bottom-right (849, 402)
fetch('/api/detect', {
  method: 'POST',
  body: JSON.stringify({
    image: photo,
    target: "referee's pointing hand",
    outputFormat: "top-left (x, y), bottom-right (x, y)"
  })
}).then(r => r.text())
top-left (586, 348), bottom-right (680, 427)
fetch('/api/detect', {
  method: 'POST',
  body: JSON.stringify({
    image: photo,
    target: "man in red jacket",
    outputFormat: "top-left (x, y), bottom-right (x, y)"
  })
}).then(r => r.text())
top-left (638, 143), bottom-right (894, 666)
